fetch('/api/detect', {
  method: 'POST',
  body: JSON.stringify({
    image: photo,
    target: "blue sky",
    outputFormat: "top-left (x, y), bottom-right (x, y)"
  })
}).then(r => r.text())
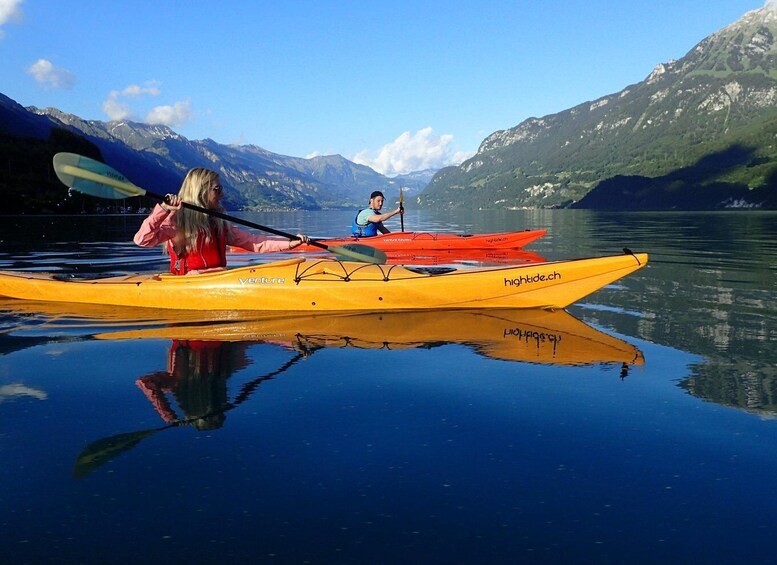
top-left (0, 0), bottom-right (769, 175)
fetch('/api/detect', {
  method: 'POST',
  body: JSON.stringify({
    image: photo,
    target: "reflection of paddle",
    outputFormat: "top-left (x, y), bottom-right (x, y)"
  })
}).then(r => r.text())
top-left (399, 187), bottom-right (405, 232)
top-left (73, 428), bottom-right (163, 479)
top-left (72, 348), bottom-right (312, 478)
top-left (52, 153), bottom-right (387, 265)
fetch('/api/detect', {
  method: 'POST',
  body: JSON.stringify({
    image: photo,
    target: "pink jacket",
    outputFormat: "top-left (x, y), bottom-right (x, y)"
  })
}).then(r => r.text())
top-left (134, 204), bottom-right (291, 256)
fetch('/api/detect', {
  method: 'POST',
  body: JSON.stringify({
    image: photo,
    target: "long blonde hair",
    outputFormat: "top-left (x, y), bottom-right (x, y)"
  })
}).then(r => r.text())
top-left (172, 168), bottom-right (226, 255)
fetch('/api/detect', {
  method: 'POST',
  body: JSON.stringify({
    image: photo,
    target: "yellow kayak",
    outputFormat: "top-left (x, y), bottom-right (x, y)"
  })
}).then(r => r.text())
top-left (0, 252), bottom-right (648, 312)
top-left (0, 300), bottom-right (644, 367)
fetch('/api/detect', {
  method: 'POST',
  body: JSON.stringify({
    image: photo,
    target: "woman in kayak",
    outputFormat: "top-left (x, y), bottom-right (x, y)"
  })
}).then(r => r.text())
top-left (134, 167), bottom-right (310, 275)
top-left (351, 190), bottom-right (403, 237)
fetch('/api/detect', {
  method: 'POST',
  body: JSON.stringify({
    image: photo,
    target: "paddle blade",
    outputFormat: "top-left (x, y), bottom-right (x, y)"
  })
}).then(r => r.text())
top-left (53, 153), bottom-right (146, 200)
top-left (72, 428), bottom-right (160, 478)
top-left (329, 244), bottom-right (387, 264)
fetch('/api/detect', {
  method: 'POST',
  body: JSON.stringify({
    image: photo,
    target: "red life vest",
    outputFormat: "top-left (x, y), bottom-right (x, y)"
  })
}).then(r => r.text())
top-left (167, 227), bottom-right (226, 275)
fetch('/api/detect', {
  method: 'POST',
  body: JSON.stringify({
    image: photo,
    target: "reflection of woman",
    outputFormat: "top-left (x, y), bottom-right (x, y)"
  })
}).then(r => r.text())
top-left (74, 340), bottom-right (313, 478)
top-left (135, 340), bottom-right (250, 431)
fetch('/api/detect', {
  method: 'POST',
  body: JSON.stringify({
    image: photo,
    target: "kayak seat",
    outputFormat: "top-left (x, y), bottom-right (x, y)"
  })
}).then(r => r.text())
top-left (405, 266), bottom-right (458, 275)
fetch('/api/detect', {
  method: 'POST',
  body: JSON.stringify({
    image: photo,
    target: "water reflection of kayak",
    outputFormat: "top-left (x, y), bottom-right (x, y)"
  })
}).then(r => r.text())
top-left (0, 299), bottom-right (644, 367)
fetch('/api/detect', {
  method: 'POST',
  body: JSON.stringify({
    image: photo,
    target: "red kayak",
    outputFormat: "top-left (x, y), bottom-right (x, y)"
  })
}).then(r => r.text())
top-left (379, 248), bottom-right (547, 266)
top-left (293, 229), bottom-right (547, 252)
top-left (228, 247), bottom-right (547, 267)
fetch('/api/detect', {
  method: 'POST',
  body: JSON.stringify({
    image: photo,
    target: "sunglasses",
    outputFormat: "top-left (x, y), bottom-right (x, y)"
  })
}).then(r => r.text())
top-left (211, 184), bottom-right (223, 193)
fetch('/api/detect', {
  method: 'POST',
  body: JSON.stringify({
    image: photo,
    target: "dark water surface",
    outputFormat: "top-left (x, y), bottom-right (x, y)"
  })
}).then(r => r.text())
top-left (1, 210), bottom-right (776, 563)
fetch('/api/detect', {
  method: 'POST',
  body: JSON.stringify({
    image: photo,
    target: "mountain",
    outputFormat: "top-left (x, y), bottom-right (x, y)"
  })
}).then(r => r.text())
top-left (0, 92), bottom-right (53, 139)
top-left (29, 107), bottom-right (404, 210)
top-left (422, 6), bottom-right (777, 210)
top-left (0, 94), bottom-right (425, 213)
top-left (393, 169), bottom-right (438, 201)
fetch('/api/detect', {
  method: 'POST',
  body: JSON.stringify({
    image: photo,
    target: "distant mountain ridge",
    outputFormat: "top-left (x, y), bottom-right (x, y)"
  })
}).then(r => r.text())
top-left (30, 107), bottom-right (426, 210)
top-left (423, 6), bottom-right (777, 210)
top-left (0, 93), bottom-right (429, 213)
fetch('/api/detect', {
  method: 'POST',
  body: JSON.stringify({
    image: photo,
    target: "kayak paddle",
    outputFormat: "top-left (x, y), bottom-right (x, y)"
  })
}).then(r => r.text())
top-left (399, 186), bottom-right (405, 232)
top-left (52, 152), bottom-right (387, 264)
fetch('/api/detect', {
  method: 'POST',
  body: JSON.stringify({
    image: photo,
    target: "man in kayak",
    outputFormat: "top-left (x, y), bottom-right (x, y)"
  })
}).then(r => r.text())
top-left (134, 168), bottom-right (310, 275)
top-left (352, 190), bottom-right (403, 237)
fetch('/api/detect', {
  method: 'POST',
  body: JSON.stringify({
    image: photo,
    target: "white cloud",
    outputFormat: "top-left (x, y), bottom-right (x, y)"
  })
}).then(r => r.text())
top-left (102, 95), bottom-right (131, 121)
top-left (26, 59), bottom-right (75, 89)
top-left (102, 82), bottom-right (192, 127)
top-left (351, 127), bottom-right (473, 176)
top-left (145, 100), bottom-right (192, 127)
top-left (119, 83), bottom-right (162, 98)
top-left (0, 0), bottom-right (23, 38)
top-left (103, 82), bottom-right (161, 120)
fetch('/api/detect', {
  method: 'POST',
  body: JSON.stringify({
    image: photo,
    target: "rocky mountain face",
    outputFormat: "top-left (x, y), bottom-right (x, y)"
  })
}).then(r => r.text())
top-left (29, 108), bottom-right (421, 210)
top-left (423, 6), bottom-right (777, 210)
top-left (1, 94), bottom-right (428, 212)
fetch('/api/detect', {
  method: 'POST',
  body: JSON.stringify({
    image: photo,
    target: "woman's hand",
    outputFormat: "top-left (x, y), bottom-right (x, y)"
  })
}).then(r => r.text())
top-left (161, 194), bottom-right (183, 212)
top-left (289, 234), bottom-right (310, 249)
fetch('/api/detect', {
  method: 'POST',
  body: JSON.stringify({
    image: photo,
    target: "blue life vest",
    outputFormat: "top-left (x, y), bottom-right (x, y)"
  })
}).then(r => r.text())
top-left (351, 208), bottom-right (380, 237)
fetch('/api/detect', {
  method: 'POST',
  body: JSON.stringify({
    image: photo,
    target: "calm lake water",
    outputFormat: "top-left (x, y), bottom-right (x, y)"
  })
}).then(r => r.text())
top-left (1, 209), bottom-right (776, 563)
